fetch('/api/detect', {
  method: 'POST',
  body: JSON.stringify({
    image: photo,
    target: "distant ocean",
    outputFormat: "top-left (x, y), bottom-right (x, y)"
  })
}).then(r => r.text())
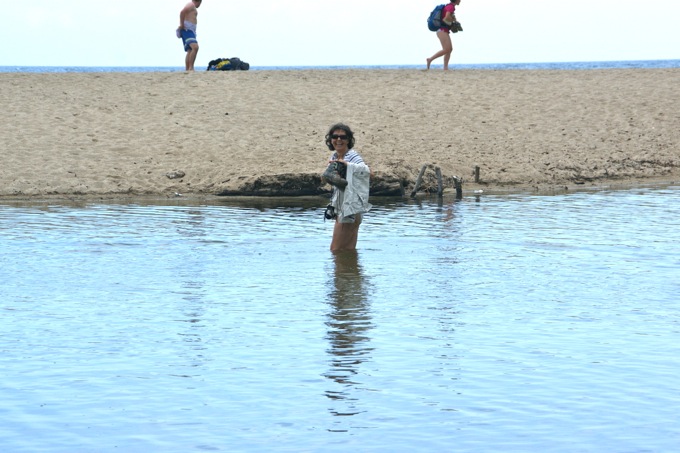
top-left (1, 59), bottom-right (679, 73)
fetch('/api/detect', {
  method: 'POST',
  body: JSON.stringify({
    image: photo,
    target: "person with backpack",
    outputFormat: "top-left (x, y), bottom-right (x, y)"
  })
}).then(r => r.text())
top-left (426, 0), bottom-right (462, 71)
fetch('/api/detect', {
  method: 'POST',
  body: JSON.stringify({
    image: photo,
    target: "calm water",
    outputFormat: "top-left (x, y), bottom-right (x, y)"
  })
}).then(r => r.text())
top-left (1, 59), bottom-right (679, 73)
top-left (1, 186), bottom-right (679, 452)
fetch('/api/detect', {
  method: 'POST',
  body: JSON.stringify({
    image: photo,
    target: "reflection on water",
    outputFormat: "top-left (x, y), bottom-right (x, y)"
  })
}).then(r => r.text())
top-left (1, 185), bottom-right (680, 452)
top-left (324, 251), bottom-right (372, 419)
top-left (168, 208), bottom-right (210, 375)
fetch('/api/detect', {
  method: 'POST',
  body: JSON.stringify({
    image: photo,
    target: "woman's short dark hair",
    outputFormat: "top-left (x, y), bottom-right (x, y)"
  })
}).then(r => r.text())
top-left (325, 123), bottom-right (356, 151)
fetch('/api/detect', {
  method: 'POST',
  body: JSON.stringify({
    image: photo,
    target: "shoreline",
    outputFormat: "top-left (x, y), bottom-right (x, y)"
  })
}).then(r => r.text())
top-left (2, 68), bottom-right (678, 201)
top-left (2, 179), bottom-right (677, 206)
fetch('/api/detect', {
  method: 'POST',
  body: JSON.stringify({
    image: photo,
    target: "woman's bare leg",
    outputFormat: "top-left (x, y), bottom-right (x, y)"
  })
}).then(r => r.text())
top-left (330, 214), bottom-right (362, 252)
top-left (426, 31), bottom-right (453, 70)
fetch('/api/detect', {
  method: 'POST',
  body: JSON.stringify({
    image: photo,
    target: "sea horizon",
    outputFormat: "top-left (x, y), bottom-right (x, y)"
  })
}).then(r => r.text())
top-left (1, 58), bottom-right (679, 73)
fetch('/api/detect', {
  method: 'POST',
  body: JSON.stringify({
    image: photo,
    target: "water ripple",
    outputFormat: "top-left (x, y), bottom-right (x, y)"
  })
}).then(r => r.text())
top-left (1, 187), bottom-right (679, 452)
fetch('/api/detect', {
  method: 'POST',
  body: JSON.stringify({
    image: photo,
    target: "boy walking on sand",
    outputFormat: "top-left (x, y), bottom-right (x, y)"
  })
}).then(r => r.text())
top-left (177, 0), bottom-right (202, 71)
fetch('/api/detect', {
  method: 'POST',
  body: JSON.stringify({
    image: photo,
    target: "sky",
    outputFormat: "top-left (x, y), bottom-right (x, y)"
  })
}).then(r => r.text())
top-left (3, 0), bottom-right (679, 68)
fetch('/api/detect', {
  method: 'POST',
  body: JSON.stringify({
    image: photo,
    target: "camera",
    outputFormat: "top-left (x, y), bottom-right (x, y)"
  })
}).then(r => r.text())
top-left (324, 204), bottom-right (336, 220)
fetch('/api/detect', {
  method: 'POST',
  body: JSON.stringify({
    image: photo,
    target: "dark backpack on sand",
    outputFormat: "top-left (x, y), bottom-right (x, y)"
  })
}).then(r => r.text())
top-left (206, 57), bottom-right (250, 71)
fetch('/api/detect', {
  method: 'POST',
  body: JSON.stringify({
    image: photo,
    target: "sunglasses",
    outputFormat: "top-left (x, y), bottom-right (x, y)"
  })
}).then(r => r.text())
top-left (330, 134), bottom-right (348, 140)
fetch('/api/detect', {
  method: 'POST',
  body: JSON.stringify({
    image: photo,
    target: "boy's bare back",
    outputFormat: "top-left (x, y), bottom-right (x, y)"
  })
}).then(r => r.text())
top-left (181, 1), bottom-right (199, 25)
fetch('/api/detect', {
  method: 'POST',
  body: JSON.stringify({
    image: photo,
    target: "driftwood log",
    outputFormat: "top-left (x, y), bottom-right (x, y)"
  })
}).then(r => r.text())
top-left (215, 165), bottom-right (462, 197)
top-left (410, 164), bottom-right (463, 199)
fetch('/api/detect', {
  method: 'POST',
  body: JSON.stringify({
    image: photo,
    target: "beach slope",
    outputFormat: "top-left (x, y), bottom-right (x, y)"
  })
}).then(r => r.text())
top-left (1, 68), bottom-right (678, 199)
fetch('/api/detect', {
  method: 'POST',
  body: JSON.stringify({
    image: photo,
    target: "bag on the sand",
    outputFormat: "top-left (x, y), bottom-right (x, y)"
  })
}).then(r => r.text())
top-left (206, 57), bottom-right (250, 71)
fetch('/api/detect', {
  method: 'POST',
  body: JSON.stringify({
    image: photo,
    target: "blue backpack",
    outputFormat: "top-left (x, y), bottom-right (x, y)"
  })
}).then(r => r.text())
top-left (427, 4), bottom-right (447, 31)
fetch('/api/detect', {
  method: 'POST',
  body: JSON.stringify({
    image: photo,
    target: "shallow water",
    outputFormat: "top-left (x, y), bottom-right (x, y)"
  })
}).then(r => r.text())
top-left (1, 186), bottom-right (679, 452)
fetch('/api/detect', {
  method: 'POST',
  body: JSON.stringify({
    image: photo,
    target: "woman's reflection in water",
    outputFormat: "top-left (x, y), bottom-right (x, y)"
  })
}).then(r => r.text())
top-left (324, 250), bottom-right (373, 419)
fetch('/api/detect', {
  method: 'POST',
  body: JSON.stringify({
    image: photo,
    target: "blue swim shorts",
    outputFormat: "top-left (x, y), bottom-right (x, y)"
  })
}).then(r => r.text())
top-left (180, 29), bottom-right (198, 52)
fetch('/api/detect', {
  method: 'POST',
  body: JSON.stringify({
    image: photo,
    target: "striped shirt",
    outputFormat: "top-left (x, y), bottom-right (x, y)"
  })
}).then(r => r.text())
top-left (330, 150), bottom-right (365, 165)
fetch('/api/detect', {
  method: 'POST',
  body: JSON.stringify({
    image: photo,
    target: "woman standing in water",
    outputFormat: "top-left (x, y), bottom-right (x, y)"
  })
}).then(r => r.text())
top-left (426, 0), bottom-right (462, 71)
top-left (321, 123), bottom-right (371, 252)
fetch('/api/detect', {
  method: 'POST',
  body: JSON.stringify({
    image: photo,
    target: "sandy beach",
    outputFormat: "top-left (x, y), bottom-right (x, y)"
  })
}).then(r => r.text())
top-left (1, 68), bottom-right (678, 200)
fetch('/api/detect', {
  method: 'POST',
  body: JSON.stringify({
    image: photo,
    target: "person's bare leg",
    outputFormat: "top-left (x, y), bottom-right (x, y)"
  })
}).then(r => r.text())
top-left (443, 51), bottom-right (452, 70)
top-left (185, 43), bottom-right (199, 71)
top-left (440, 33), bottom-right (453, 70)
top-left (330, 215), bottom-right (362, 252)
top-left (427, 31), bottom-right (452, 70)
top-left (426, 56), bottom-right (434, 70)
